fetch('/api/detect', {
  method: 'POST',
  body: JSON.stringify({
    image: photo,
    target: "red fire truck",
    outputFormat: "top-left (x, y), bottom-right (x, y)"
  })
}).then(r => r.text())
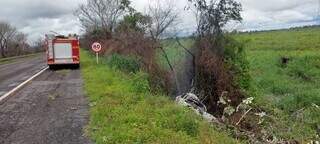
top-left (45, 34), bottom-right (80, 69)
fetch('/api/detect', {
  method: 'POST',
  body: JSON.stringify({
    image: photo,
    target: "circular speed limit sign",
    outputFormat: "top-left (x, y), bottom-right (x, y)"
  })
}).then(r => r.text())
top-left (91, 42), bottom-right (102, 52)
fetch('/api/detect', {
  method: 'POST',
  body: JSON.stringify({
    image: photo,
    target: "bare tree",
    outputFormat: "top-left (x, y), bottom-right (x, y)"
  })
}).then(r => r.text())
top-left (147, 0), bottom-right (179, 66)
top-left (11, 32), bottom-right (28, 55)
top-left (32, 38), bottom-right (45, 53)
top-left (75, 0), bottom-right (132, 33)
top-left (0, 22), bottom-right (17, 57)
top-left (147, 0), bottom-right (179, 41)
top-left (146, 0), bottom-right (182, 94)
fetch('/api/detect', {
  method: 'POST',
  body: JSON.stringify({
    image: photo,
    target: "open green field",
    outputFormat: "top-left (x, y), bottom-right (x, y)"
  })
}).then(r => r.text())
top-left (80, 50), bottom-right (240, 144)
top-left (236, 27), bottom-right (320, 112)
top-left (236, 27), bottom-right (320, 140)
top-left (162, 26), bottom-right (320, 141)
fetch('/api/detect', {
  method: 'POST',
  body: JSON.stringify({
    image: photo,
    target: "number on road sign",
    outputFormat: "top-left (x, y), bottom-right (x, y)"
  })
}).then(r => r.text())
top-left (91, 42), bottom-right (102, 52)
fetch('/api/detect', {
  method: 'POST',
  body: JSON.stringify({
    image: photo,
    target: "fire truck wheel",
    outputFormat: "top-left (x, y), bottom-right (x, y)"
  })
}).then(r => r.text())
top-left (72, 64), bottom-right (80, 69)
top-left (49, 65), bottom-right (56, 70)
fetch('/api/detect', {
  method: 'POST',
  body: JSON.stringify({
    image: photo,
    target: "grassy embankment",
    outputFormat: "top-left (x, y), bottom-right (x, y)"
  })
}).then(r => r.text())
top-left (162, 26), bottom-right (320, 141)
top-left (80, 50), bottom-right (240, 144)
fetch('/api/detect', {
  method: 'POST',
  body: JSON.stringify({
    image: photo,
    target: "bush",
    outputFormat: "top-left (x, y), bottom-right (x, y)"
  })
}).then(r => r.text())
top-left (193, 36), bottom-right (249, 115)
top-left (107, 54), bottom-right (140, 73)
top-left (224, 36), bottom-right (251, 91)
top-left (130, 72), bottom-right (150, 93)
top-left (106, 53), bottom-right (170, 94)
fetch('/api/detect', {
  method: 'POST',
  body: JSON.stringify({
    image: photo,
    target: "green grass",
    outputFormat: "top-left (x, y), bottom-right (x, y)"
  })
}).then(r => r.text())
top-left (237, 27), bottom-right (320, 51)
top-left (161, 26), bottom-right (320, 141)
top-left (159, 38), bottom-right (194, 69)
top-left (236, 27), bottom-right (320, 141)
top-left (236, 27), bottom-right (320, 111)
top-left (80, 49), bottom-right (240, 144)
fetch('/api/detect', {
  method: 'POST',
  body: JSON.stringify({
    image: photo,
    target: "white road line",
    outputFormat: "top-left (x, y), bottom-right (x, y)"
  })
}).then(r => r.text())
top-left (0, 66), bottom-right (49, 102)
top-left (8, 83), bottom-right (19, 87)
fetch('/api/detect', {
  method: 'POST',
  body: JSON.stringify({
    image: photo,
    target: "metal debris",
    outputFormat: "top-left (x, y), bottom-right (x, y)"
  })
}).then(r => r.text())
top-left (176, 93), bottom-right (218, 122)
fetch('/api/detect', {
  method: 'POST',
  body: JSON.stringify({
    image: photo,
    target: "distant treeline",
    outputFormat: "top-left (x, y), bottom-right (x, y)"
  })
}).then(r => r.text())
top-left (239, 24), bottom-right (320, 34)
top-left (0, 21), bottom-right (44, 58)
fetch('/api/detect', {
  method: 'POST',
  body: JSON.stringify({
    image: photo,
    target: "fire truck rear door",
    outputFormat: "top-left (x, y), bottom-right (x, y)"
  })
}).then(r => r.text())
top-left (54, 43), bottom-right (73, 63)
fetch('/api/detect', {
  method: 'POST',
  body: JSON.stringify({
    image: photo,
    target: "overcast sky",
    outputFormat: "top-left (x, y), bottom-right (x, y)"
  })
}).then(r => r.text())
top-left (0, 0), bottom-right (319, 42)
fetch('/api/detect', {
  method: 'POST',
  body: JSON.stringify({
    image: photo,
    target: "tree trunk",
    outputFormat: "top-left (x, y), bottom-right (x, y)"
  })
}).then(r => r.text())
top-left (0, 45), bottom-right (6, 58)
top-left (159, 46), bottom-right (181, 95)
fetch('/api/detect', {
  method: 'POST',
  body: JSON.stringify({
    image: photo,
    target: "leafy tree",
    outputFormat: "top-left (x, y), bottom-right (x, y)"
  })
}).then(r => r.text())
top-left (188, 0), bottom-right (242, 55)
top-left (116, 12), bottom-right (151, 33)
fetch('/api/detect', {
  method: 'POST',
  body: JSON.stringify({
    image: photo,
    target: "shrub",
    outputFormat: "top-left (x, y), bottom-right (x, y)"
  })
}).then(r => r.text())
top-left (130, 72), bottom-right (150, 93)
top-left (107, 54), bottom-right (140, 73)
top-left (106, 53), bottom-right (170, 94)
top-left (194, 36), bottom-right (248, 115)
top-left (224, 36), bottom-right (251, 91)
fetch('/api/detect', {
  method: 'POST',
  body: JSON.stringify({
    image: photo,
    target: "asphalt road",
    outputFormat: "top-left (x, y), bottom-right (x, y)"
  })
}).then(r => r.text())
top-left (0, 54), bottom-right (47, 96)
top-left (0, 55), bottom-right (91, 144)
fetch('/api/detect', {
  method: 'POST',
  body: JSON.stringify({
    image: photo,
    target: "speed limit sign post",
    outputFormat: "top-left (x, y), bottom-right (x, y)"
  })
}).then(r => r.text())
top-left (91, 42), bottom-right (102, 64)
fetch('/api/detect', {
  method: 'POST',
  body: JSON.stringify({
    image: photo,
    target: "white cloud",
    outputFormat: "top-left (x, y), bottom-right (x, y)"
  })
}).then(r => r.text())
top-left (20, 14), bottom-right (82, 42)
top-left (273, 10), bottom-right (313, 23)
top-left (0, 0), bottom-right (86, 42)
top-left (0, 0), bottom-right (319, 42)
top-left (237, 0), bottom-right (319, 30)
